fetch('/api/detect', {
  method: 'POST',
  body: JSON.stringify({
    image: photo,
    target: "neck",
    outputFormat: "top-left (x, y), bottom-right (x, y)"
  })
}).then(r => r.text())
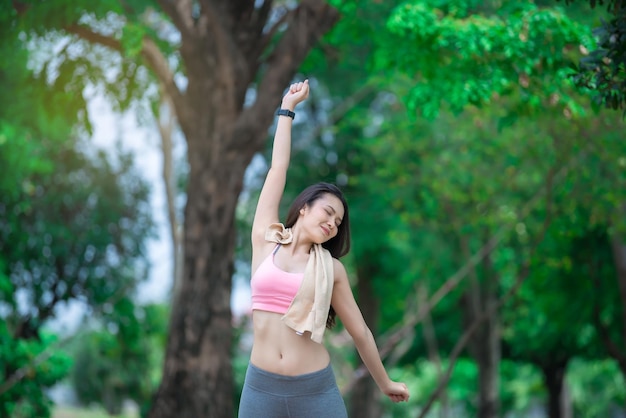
top-left (287, 227), bottom-right (314, 255)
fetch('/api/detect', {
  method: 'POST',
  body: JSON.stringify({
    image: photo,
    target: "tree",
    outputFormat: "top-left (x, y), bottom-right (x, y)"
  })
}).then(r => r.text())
top-left (278, 2), bottom-right (605, 416)
top-left (0, 10), bottom-right (153, 415)
top-left (0, 138), bottom-right (153, 417)
top-left (9, 1), bottom-right (341, 416)
top-left (356, 2), bottom-right (601, 416)
top-left (376, 0), bottom-right (595, 120)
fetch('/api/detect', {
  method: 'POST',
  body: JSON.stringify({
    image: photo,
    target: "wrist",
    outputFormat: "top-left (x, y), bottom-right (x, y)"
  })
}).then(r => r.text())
top-left (277, 108), bottom-right (295, 119)
top-left (378, 377), bottom-right (392, 390)
top-left (280, 100), bottom-right (296, 111)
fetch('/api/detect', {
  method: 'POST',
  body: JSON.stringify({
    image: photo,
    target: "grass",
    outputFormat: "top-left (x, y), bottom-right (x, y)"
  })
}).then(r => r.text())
top-left (52, 406), bottom-right (138, 418)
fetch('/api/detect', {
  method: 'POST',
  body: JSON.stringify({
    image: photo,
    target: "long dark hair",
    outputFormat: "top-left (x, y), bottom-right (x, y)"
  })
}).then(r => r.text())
top-left (285, 182), bottom-right (351, 258)
top-left (284, 182), bottom-right (351, 328)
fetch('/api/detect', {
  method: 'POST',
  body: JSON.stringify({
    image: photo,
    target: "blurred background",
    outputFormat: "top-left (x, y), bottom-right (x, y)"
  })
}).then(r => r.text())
top-left (1, 0), bottom-right (625, 417)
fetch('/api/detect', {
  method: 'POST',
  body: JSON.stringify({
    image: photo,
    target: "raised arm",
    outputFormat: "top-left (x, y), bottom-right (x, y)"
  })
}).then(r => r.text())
top-left (251, 80), bottom-right (310, 248)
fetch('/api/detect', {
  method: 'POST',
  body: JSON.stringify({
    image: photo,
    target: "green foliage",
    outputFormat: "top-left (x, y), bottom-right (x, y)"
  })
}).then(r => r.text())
top-left (0, 5), bottom-right (155, 414)
top-left (378, 358), bottom-right (624, 417)
top-left (0, 325), bottom-right (72, 418)
top-left (0, 137), bottom-right (154, 332)
top-left (384, 359), bottom-right (480, 417)
top-left (502, 221), bottom-right (621, 362)
top-left (558, 0), bottom-right (626, 113)
top-left (283, 2), bottom-right (626, 415)
top-left (567, 358), bottom-right (626, 417)
top-left (69, 302), bottom-right (168, 416)
top-left (570, 14), bottom-right (626, 112)
top-left (500, 361), bottom-right (545, 414)
top-left (377, 0), bottom-right (595, 118)
top-left (3, 0), bottom-right (163, 118)
top-left (121, 23), bottom-right (149, 58)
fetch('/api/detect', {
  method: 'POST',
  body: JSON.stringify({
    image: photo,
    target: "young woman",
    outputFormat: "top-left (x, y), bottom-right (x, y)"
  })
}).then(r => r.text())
top-left (238, 80), bottom-right (410, 417)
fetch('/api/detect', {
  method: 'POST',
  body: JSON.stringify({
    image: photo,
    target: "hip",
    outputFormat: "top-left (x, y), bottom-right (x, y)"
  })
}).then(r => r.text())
top-left (238, 362), bottom-right (347, 418)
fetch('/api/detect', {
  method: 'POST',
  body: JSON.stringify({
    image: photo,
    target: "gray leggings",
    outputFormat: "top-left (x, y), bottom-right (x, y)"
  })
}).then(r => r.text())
top-left (238, 363), bottom-right (348, 418)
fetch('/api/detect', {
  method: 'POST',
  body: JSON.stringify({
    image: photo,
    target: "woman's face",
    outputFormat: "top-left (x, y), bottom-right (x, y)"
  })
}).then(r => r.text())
top-left (300, 193), bottom-right (345, 244)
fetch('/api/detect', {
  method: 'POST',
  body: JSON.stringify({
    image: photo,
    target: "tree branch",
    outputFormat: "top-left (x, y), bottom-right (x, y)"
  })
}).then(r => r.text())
top-left (156, 0), bottom-right (194, 38)
top-left (140, 36), bottom-right (184, 111)
top-left (231, 0), bottom-right (340, 152)
top-left (65, 24), bottom-right (122, 51)
top-left (591, 246), bottom-right (626, 377)
top-left (65, 24), bottom-right (184, 117)
top-left (298, 83), bottom-right (376, 146)
top-left (252, 4), bottom-right (290, 64)
top-left (418, 250), bottom-right (536, 418)
top-left (416, 162), bottom-right (557, 418)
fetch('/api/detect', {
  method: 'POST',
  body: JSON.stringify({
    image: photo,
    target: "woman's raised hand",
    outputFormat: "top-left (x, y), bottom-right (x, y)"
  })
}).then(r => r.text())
top-left (281, 79), bottom-right (309, 110)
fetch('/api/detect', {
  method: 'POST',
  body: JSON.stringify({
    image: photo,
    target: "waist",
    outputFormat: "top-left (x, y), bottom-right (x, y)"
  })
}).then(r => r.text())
top-left (250, 311), bottom-right (330, 375)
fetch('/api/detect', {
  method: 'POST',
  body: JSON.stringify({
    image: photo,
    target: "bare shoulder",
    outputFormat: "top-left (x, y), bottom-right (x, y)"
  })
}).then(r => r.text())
top-left (332, 258), bottom-right (349, 284)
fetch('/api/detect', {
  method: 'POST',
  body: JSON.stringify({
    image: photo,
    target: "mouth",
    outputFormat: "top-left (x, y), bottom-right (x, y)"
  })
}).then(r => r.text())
top-left (320, 226), bottom-right (330, 236)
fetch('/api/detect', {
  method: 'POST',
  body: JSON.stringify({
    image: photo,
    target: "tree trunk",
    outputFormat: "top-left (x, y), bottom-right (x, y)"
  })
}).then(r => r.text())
top-left (146, 2), bottom-right (340, 417)
top-left (460, 235), bottom-right (500, 418)
top-left (608, 232), bottom-right (626, 377)
top-left (478, 249), bottom-right (500, 418)
top-left (418, 283), bottom-right (450, 418)
top-left (541, 360), bottom-right (569, 418)
top-left (149, 149), bottom-right (246, 417)
top-left (349, 262), bottom-right (382, 418)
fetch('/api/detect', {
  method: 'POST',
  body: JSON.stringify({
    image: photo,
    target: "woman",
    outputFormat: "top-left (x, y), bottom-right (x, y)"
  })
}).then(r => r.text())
top-left (239, 79), bottom-right (410, 418)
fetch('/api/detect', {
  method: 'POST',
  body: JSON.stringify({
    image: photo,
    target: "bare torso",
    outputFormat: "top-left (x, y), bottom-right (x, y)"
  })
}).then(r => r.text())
top-left (249, 310), bottom-right (330, 375)
top-left (249, 238), bottom-right (331, 375)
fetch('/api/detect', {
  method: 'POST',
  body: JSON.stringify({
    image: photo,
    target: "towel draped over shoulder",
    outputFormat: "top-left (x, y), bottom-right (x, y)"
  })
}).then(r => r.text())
top-left (264, 223), bottom-right (334, 344)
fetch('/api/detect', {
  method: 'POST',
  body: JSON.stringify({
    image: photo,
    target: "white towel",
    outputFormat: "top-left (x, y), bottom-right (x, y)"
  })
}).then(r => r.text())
top-left (265, 223), bottom-right (334, 343)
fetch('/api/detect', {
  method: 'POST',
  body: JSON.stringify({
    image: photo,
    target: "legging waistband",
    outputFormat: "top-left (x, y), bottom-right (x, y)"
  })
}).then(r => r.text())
top-left (244, 363), bottom-right (336, 396)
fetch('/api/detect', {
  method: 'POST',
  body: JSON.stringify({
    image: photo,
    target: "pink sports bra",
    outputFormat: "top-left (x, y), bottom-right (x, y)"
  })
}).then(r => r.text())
top-left (250, 245), bottom-right (304, 314)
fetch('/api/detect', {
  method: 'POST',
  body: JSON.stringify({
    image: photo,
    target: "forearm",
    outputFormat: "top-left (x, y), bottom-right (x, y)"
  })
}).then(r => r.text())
top-left (270, 86), bottom-right (306, 170)
top-left (353, 325), bottom-right (392, 391)
top-left (270, 104), bottom-right (294, 171)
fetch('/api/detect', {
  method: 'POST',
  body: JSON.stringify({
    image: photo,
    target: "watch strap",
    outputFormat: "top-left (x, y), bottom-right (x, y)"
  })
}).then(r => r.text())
top-left (276, 108), bottom-right (295, 119)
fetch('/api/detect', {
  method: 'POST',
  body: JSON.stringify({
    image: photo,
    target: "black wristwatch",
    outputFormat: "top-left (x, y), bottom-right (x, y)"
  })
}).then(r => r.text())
top-left (276, 109), bottom-right (295, 119)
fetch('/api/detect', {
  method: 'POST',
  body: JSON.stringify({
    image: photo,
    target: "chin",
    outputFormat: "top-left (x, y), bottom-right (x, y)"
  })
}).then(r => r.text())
top-left (314, 235), bottom-right (328, 245)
